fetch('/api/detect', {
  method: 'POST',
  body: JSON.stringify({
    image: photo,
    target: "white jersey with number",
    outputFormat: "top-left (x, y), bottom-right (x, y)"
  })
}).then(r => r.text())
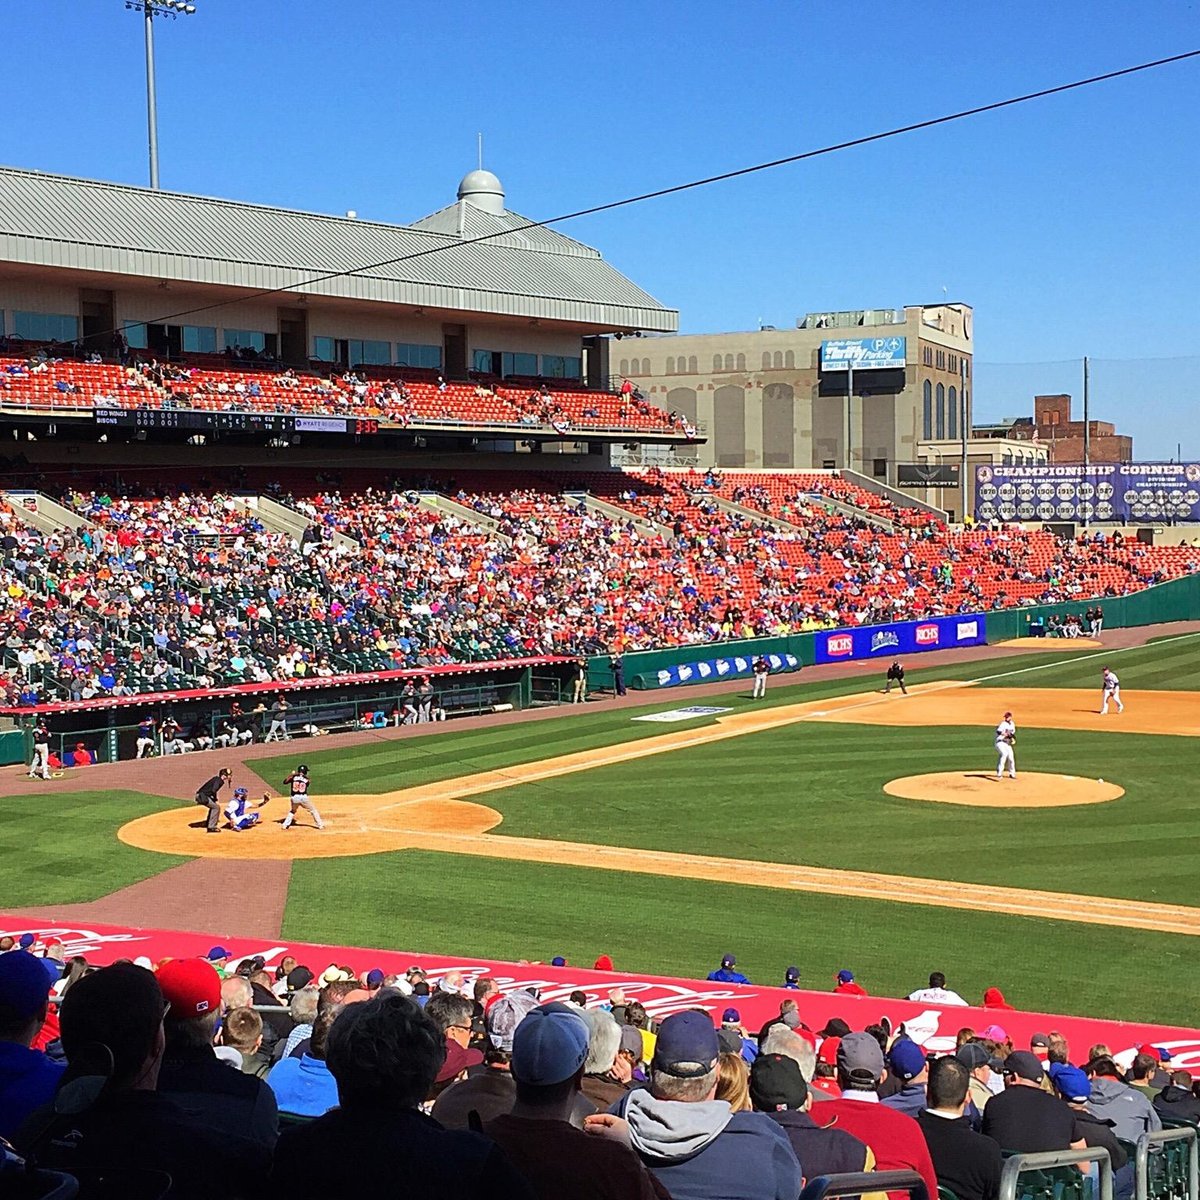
top-left (995, 719), bottom-right (1016, 747)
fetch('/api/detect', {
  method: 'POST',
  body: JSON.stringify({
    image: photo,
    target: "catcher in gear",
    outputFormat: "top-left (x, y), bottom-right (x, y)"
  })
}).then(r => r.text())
top-left (224, 787), bottom-right (270, 831)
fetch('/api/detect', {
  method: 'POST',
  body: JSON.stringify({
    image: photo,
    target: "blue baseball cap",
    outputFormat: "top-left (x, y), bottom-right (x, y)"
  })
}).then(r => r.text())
top-left (888, 1038), bottom-right (927, 1082)
top-left (837, 969), bottom-right (855, 983)
top-left (511, 1001), bottom-right (589, 1086)
top-left (0, 946), bottom-right (55, 1021)
top-left (1050, 1062), bottom-right (1092, 1103)
top-left (785, 966), bottom-right (800, 982)
top-left (206, 946), bottom-right (232, 962)
top-left (365, 969), bottom-right (385, 988)
top-left (720, 953), bottom-right (736, 967)
top-left (551, 956), bottom-right (566, 967)
top-left (17, 933), bottom-right (35, 949)
top-left (653, 1010), bottom-right (720, 1078)
top-left (722, 1008), bottom-right (741, 1024)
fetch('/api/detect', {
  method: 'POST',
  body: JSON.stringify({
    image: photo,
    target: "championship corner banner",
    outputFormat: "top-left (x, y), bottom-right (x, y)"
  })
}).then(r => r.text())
top-left (5, 914), bottom-right (1199, 1068)
top-left (655, 652), bottom-right (800, 689)
top-left (975, 462), bottom-right (1200, 524)
top-left (814, 613), bottom-right (985, 665)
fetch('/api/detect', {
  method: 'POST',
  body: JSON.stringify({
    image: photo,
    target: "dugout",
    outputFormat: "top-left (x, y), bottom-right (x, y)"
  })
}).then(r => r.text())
top-left (0, 656), bottom-right (575, 766)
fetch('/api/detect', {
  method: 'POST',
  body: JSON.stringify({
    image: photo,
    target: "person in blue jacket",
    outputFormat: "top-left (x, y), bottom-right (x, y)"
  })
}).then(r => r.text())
top-left (706, 954), bottom-right (749, 985)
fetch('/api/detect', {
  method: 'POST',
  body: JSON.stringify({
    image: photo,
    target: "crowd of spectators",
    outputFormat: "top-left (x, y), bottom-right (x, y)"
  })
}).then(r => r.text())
top-left (2, 465), bottom-right (1196, 705)
top-left (1, 939), bottom-right (1190, 1200)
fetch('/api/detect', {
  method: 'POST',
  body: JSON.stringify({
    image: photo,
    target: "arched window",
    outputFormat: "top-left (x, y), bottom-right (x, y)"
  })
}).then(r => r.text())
top-left (666, 356), bottom-right (675, 375)
top-left (619, 358), bottom-right (629, 375)
top-left (762, 351), bottom-right (772, 369)
top-left (713, 354), bottom-right (723, 371)
top-left (784, 350), bottom-right (794, 369)
top-left (773, 351), bottom-right (783, 369)
top-left (736, 353), bottom-right (746, 371)
top-left (948, 386), bottom-right (958, 439)
top-left (922, 380), bottom-right (932, 440)
top-left (688, 356), bottom-right (697, 374)
top-left (641, 358), bottom-right (650, 375)
top-left (724, 354), bottom-right (734, 371)
top-left (935, 383), bottom-right (946, 439)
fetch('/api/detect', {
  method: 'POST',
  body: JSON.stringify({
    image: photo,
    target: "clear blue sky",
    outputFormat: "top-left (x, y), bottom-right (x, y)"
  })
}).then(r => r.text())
top-left (2, 1), bottom-right (1197, 457)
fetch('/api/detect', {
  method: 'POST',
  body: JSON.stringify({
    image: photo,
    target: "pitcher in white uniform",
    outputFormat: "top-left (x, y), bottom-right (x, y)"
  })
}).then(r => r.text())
top-left (1100, 667), bottom-right (1124, 714)
top-left (995, 712), bottom-right (1017, 779)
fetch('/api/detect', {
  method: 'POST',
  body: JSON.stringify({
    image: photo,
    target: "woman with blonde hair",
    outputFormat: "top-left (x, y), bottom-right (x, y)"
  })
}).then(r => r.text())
top-left (716, 1052), bottom-right (752, 1112)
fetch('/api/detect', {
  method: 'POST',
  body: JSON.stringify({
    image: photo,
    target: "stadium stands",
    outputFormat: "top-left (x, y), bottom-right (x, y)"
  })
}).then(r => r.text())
top-left (2, 466), bottom-right (1196, 705)
top-left (1, 938), bottom-right (1190, 1200)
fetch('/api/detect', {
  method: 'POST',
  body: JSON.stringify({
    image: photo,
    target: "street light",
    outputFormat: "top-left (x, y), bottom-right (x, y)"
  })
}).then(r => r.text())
top-left (123, 0), bottom-right (198, 189)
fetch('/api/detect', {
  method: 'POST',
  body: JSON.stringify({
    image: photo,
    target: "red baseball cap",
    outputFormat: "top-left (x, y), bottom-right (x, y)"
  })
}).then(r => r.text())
top-left (156, 958), bottom-right (221, 1018)
top-left (818, 1036), bottom-right (841, 1065)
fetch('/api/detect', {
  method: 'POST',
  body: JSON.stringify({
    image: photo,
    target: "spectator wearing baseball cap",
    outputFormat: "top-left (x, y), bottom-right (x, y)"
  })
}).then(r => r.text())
top-left (432, 988), bottom-right (544, 1130)
top-left (721, 1007), bottom-right (758, 1063)
top-left (485, 1002), bottom-right (661, 1199)
top-left (818, 1032), bottom-right (938, 1200)
top-left (17, 963), bottom-right (268, 1199)
top-left (917, 1056), bottom-right (1003, 1200)
top-left (0, 946), bottom-right (65, 1139)
top-left (749, 1053), bottom-right (871, 1179)
top-left (982, 1051), bottom-right (1087, 1153)
top-left (956, 1042), bottom-right (996, 1116)
top-left (269, 992), bottom-right (531, 1199)
top-left (881, 1038), bottom-right (930, 1117)
top-left (206, 945), bottom-right (232, 975)
top-left (1130, 1047), bottom-right (1170, 1094)
top-left (600, 1009), bottom-right (801, 1200)
top-left (834, 969), bottom-right (867, 997)
top-left (1050, 1064), bottom-right (1132, 1198)
top-left (782, 966), bottom-right (801, 990)
top-left (156, 957), bottom-right (278, 1148)
top-left (706, 953), bottom-right (749, 985)
top-left (756, 997), bottom-right (802, 1046)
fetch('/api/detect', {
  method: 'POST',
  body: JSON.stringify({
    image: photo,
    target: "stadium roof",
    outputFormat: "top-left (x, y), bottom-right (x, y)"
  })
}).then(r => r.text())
top-left (0, 166), bottom-right (678, 332)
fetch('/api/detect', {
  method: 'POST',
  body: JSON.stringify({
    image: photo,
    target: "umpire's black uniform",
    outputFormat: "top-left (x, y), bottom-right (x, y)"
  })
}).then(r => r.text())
top-left (195, 771), bottom-right (230, 833)
top-left (885, 661), bottom-right (908, 694)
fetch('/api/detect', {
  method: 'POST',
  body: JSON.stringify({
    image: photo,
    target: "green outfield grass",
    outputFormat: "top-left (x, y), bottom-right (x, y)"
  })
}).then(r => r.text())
top-left (5, 632), bottom-right (1199, 1025)
top-left (284, 850), bottom-right (1200, 1026)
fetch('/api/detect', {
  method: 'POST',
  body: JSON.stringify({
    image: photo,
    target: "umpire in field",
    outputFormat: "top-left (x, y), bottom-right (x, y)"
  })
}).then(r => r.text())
top-left (195, 767), bottom-right (232, 834)
top-left (885, 660), bottom-right (908, 695)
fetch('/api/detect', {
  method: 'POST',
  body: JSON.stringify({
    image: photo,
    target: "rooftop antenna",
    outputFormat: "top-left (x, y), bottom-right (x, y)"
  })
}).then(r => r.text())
top-left (477, 132), bottom-right (484, 171)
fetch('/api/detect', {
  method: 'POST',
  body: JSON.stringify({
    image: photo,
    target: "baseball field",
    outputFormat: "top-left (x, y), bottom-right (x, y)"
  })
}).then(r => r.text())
top-left (5, 627), bottom-right (1200, 1026)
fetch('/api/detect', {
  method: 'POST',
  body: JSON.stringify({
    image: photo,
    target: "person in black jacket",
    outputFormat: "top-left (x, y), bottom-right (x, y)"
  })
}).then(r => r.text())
top-left (885, 661), bottom-right (908, 695)
top-left (749, 1053), bottom-right (870, 1181)
top-left (609, 652), bottom-right (626, 697)
top-left (195, 767), bottom-right (232, 833)
top-left (918, 1056), bottom-right (1002, 1200)
top-left (268, 991), bottom-right (532, 1199)
top-left (1154, 1071), bottom-right (1200, 1124)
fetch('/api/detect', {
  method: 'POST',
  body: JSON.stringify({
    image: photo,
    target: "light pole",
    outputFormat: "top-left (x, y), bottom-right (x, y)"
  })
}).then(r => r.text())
top-left (124, 0), bottom-right (197, 189)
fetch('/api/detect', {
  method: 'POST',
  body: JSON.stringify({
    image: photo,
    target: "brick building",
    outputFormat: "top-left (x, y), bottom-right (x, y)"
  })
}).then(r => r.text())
top-left (1030, 394), bottom-right (1132, 463)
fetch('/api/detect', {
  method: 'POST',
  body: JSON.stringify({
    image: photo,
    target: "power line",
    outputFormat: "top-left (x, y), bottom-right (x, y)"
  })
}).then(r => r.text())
top-left (113, 47), bottom-right (1200, 335)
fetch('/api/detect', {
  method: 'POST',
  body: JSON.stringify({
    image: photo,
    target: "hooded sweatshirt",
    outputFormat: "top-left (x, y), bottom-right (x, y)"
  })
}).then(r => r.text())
top-left (982, 988), bottom-right (1013, 1010)
top-left (1154, 1084), bottom-right (1200, 1125)
top-left (1087, 1077), bottom-right (1162, 1142)
top-left (615, 1090), bottom-right (800, 1200)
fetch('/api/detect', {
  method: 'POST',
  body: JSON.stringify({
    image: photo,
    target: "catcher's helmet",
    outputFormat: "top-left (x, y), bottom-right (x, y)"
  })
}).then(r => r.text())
top-left (233, 787), bottom-right (248, 799)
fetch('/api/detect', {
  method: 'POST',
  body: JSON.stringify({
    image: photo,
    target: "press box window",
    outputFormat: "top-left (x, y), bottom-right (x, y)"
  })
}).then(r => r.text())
top-left (502, 352), bottom-right (538, 377)
top-left (223, 329), bottom-right (268, 353)
top-left (124, 322), bottom-right (149, 350)
top-left (347, 339), bottom-right (390, 366)
top-left (394, 343), bottom-right (442, 369)
top-left (542, 355), bottom-right (582, 379)
top-left (182, 326), bottom-right (217, 354)
top-left (14, 311), bottom-right (79, 343)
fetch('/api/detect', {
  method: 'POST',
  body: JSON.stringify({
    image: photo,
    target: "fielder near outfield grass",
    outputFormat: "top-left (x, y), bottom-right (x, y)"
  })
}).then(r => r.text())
top-left (6, 636), bottom-right (1199, 1025)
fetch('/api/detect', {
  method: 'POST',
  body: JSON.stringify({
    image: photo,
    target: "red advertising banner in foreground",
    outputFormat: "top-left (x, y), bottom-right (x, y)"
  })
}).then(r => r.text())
top-left (4, 914), bottom-right (1196, 1069)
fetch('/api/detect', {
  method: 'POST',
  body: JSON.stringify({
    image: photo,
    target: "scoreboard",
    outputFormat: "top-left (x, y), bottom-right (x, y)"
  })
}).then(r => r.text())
top-left (92, 409), bottom-right (379, 436)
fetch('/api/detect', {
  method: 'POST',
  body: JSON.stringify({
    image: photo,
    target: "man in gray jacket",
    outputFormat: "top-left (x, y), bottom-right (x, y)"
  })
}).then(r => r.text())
top-left (1085, 1056), bottom-right (1162, 1142)
top-left (591, 1010), bottom-right (801, 1200)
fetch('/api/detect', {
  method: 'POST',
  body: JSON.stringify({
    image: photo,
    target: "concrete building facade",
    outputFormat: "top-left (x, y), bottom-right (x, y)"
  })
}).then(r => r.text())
top-left (613, 302), bottom-right (972, 480)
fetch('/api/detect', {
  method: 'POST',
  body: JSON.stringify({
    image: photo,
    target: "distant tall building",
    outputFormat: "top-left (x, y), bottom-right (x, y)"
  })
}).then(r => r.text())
top-left (612, 303), bottom-right (972, 479)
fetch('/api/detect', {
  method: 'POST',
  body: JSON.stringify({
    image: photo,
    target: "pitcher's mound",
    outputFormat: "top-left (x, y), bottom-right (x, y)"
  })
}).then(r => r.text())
top-left (883, 771), bottom-right (1124, 808)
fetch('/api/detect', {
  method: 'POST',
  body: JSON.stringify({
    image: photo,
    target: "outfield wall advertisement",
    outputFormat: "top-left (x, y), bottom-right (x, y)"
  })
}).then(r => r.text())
top-left (4, 916), bottom-right (1197, 1066)
top-left (655, 652), bottom-right (801, 689)
top-left (975, 462), bottom-right (1200, 523)
top-left (813, 613), bottom-right (986, 665)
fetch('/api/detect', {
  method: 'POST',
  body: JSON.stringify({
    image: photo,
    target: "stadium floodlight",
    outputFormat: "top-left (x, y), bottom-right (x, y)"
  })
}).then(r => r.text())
top-left (123, 0), bottom-right (198, 190)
